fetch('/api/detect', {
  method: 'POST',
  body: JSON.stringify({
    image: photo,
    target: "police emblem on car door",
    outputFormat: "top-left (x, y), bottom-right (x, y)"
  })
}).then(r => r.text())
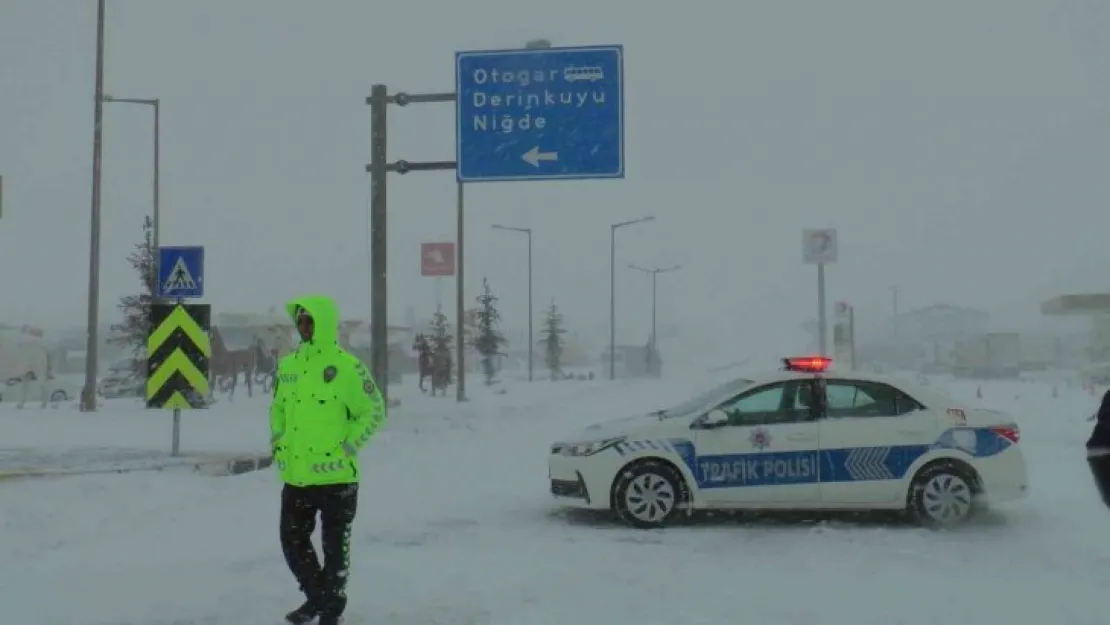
top-left (691, 381), bottom-right (820, 505)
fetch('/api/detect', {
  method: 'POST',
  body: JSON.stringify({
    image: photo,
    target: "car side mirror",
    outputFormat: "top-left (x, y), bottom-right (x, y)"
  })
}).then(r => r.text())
top-left (696, 409), bottom-right (730, 430)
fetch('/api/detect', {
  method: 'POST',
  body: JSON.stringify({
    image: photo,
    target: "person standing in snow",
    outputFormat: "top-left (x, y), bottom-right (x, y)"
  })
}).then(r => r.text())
top-left (1086, 388), bottom-right (1110, 508)
top-left (270, 295), bottom-right (386, 625)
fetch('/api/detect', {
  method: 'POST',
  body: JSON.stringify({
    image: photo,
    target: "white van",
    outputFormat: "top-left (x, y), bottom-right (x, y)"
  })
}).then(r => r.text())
top-left (0, 336), bottom-right (77, 405)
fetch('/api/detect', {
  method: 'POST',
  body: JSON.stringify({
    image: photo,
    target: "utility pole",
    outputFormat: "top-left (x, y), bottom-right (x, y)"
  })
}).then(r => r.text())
top-left (628, 264), bottom-right (680, 376)
top-left (365, 87), bottom-right (459, 400)
top-left (82, 0), bottom-right (107, 413)
top-left (609, 216), bottom-right (655, 380)
top-left (492, 224), bottom-right (533, 381)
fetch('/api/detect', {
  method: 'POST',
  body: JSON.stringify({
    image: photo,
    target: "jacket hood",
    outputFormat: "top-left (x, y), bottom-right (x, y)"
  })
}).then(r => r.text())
top-left (285, 295), bottom-right (340, 344)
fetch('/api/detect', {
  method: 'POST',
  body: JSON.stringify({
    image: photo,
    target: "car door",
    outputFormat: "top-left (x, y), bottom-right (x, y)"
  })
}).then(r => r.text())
top-left (692, 380), bottom-right (820, 505)
top-left (818, 379), bottom-right (934, 505)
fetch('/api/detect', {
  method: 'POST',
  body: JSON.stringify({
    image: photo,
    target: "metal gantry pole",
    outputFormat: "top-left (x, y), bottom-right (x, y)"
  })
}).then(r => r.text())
top-left (527, 230), bottom-right (533, 382)
top-left (82, 0), bottom-right (107, 413)
top-left (455, 181), bottom-right (466, 401)
top-left (608, 217), bottom-right (654, 380)
top-left (492, 224), bottom-right (534, 382)
top-left (365, 86), bottom-right (457, 400)
top-left (609, 226), bottom-right (616, 381)
top-left (368, 85), bottom-right (389, 402)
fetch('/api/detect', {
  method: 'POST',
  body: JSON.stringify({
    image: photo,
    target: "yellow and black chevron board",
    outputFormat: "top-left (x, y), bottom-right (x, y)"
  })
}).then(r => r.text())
top-left (146, 303), bottom-right (211, 409)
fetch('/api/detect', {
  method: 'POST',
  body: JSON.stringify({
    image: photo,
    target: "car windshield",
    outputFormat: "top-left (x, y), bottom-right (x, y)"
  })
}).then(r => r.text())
top-left (658, 378), bottom-right (754, 418)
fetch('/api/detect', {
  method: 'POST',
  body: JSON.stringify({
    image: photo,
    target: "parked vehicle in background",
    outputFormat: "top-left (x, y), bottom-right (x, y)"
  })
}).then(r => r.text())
top-left (97, 358), bottom-right (145, 399)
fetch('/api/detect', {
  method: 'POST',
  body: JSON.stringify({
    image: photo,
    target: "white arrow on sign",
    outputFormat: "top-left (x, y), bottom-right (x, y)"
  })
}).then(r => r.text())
top-left (521, 146), bottom-right (558, 167)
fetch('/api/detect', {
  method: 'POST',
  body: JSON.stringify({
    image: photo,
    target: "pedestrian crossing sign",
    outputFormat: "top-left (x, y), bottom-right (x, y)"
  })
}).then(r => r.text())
top-left (157, 246), bottom-right (205, 299)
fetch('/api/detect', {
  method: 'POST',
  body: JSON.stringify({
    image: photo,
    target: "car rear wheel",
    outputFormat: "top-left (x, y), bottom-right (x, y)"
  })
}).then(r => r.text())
top-left (50, 390), bottom-right (67, 402)
top-left (613, 461), bottom-right (683, 529)
top-left (908, 463), bottom-right (977, 527)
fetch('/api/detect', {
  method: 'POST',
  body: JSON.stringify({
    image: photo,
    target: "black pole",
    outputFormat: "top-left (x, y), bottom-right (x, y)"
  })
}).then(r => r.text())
top-left (456, 181), bottom-right (466, 401)
top-left (527, 230), bottom-right (533, 382)
top-left (609, 225), bottom-right (616, 380)
top-left (368, 84), bottom-right (389, 400)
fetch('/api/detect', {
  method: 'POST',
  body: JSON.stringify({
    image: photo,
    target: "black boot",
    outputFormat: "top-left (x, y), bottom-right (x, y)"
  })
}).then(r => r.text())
top-left (284, 599), bottom-right (319, 625)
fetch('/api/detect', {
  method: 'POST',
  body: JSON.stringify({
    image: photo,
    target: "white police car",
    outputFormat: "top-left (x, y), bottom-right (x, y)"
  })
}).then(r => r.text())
top-left (549, 357), bottom-right (1028, 528)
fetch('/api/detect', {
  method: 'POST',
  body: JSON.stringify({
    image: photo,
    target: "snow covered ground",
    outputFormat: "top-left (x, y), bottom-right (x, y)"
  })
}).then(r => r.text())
top-left (2, 370), bottom-right (1108, 624)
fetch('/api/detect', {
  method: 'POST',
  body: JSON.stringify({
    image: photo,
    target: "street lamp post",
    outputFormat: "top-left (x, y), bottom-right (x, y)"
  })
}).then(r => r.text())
top-left (628, 264), bottom-right (681, 376)
top-left (102, 96), bottom-right (161, 253)
top-left (609, 216), bottom-right (655, 380)
top-left (491, 225), bottom-right (534, 382)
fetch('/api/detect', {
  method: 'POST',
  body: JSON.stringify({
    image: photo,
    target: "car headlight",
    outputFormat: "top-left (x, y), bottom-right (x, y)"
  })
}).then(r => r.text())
top-left (552, 437), bottom-right (625, 457)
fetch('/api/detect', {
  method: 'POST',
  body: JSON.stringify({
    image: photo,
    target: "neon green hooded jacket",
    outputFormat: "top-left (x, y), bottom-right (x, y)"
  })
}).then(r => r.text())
top-left (269, 295), bottom-right (386, 486)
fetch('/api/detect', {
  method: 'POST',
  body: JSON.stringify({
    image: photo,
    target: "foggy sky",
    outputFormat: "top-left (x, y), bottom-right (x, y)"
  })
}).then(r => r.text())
top-left (2, 0), bottom-right (1108, 355)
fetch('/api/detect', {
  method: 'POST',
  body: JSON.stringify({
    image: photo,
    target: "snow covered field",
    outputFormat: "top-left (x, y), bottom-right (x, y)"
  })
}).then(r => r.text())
top-left (2, 371), bottom-right (1108, 624)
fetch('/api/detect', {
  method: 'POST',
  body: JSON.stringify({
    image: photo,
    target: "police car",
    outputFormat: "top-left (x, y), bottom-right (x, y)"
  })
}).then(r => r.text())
top-left (548, 356), bottom-right (1028, 528)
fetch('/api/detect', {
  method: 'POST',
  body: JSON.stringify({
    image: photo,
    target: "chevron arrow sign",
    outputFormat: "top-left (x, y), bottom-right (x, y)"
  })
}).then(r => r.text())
top-left (843, 447), bottom-right (895, 481)
top-left (146, 303), bottom-right (211, 409)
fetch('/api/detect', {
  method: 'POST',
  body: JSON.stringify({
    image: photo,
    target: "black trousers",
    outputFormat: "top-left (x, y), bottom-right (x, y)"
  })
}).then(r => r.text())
top-left (1089, 454), bottom-right (1110, 509)
top-left (280, 483), bottom-right (359, 615)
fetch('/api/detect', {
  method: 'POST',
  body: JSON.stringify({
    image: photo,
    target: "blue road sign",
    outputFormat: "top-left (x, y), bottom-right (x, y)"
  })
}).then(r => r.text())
top-left (157, 246), bottom-right (204, 299)
top-left (455, 45), bottom-right (624, 182)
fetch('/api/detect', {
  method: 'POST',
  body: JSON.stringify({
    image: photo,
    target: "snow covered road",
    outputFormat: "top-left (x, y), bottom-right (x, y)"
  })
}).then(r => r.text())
top-left (2, 374), bottom-right (1108, 624)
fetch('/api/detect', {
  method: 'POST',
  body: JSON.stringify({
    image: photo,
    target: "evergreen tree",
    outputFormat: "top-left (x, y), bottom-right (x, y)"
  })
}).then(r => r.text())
top-left (541, 299), bottom-right (567, 380)
top-left (428, 305), bottom-right (454, 385)
top-left (429, 305), bottom-right (453, 355)
top-left (109, 216), bottom-right (156, 377)
top-left (473, 278), bottom-right (506, 385)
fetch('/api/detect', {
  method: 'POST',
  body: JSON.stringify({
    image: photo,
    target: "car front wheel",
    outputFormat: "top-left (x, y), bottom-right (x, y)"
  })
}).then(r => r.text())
top-left (50, 390), bottom-right (67, 402)
top-left (612, 461), bottom-right (683, 529)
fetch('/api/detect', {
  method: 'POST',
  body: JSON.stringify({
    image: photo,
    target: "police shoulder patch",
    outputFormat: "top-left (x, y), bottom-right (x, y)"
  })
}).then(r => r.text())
top-left (323, 365), bottom-right (337, 383)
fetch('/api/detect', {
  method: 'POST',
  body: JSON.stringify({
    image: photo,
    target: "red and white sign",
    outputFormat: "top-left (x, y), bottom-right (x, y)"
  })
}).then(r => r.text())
top-left (421, 242), bottom-right (455, 277)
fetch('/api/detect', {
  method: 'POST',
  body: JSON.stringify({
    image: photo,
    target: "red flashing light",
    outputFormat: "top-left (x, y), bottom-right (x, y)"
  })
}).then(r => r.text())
top-left (782, 356), bottom-right (832, 373)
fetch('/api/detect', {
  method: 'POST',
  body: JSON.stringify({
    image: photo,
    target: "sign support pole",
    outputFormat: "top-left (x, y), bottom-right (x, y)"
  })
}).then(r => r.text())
top-left (455, 181), bottom-right (466, 402)
top-left (848, 305), bottom-right (856, 371)
top-left (365, 86), bottom-right (459, 399)
top-left (171, 298), bottom-right (183, 456)
top-left (803, 228), bottom-right (838, 357)
top-left (817, 263), bottom-right (827, 357)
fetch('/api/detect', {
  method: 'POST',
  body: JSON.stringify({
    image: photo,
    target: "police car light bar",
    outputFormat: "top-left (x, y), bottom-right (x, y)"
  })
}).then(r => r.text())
top-left (782, 356), bottom-right (832, 373)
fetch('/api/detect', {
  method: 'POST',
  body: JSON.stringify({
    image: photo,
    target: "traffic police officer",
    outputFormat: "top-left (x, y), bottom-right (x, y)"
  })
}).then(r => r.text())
top-left (270, 295), bottom-right (386, 625)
